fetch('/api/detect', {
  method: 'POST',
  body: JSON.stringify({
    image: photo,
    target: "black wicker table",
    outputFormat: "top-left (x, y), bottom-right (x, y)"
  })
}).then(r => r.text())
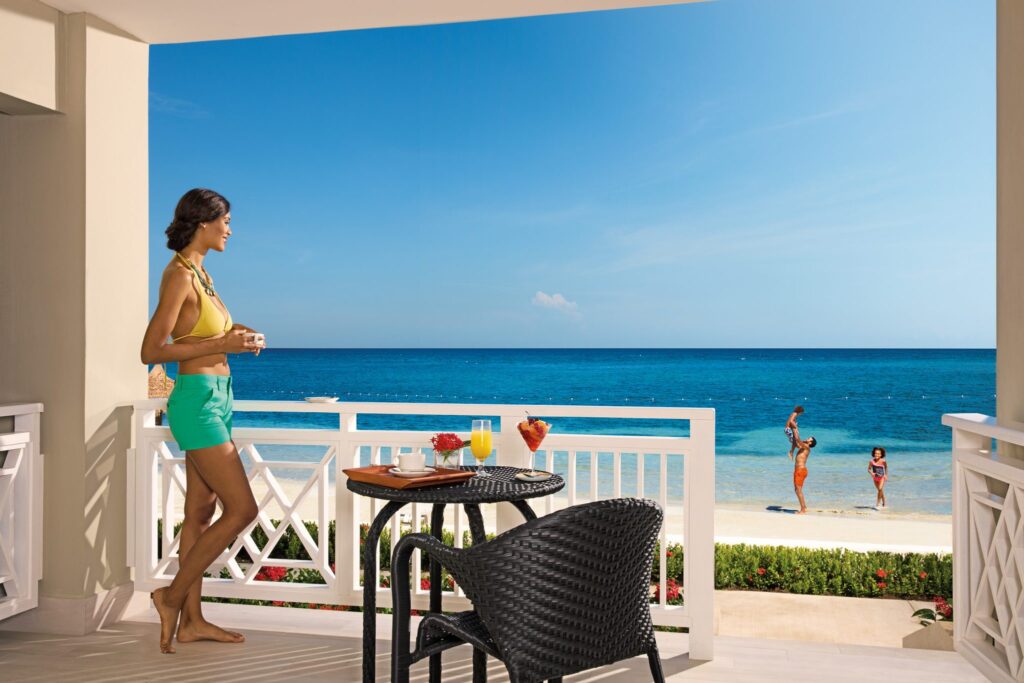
top-left (347, 466), bottom-right (564, 683)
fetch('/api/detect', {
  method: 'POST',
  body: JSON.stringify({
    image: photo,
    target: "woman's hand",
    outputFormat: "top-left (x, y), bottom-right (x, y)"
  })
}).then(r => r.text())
top-left (221, 329), bottom-right (260, 354)
top-left (229, 323), bottom-right (265, 355)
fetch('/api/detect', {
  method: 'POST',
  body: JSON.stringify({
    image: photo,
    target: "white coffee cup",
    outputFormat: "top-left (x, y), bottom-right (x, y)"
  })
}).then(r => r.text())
top-left (397, 452), bottom-right (426, 472)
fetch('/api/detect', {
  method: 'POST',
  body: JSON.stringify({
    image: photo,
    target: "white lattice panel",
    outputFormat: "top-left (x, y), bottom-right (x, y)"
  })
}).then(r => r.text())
top-left (130, 400), bottom-right (716, 660)
top-left (947, 412), bottom-right (1024, 683)
top-left (0, 403), bottom-right (44, 622)
top-left (136, 436), bottom-right (339, 601)
top-left (0, 436), bottom-right (26, 600)
top-left (961, 467), bottom-right (1024, 680)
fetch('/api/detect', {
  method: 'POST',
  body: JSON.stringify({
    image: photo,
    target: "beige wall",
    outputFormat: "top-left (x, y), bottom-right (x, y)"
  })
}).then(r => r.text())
top-left (0, 1), bottom-right (147, 607)
top-left (998, 0), bottom-right (1024, 438)
top-left (80, 15), bottom-right (149, 597)
top-left (0, 0), bottom-right (59, 112)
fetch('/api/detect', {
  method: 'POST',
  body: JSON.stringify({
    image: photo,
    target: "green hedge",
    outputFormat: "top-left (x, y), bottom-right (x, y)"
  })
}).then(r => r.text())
top-left (159, 520), bottom-right (952, 600)
top-left (650, 541), bottom-right (951, 600)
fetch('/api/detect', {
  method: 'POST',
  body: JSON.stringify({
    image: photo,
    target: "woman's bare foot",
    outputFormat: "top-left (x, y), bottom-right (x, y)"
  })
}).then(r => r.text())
top-left (151, 588), bottom-right (181, 654)
top-left (177, 619), bottom-right (245, 643)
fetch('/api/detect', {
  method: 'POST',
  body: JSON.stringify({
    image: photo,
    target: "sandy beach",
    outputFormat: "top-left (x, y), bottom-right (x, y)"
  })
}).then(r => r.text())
top-left (171, 475), bottom-right (952, 554)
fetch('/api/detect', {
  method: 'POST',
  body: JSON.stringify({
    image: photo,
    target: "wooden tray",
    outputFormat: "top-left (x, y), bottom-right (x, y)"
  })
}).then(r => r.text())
top-left (343, 464), bottom-right (476, 489)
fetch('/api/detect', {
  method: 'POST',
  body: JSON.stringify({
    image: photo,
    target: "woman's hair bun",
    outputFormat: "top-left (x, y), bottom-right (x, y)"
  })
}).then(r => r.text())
top-left (165, 188), bottom-right (230, 251)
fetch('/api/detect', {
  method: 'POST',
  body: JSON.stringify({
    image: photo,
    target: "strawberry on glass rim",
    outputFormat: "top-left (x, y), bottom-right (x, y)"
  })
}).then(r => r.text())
top-left (517, 414), bottom-right (551, 475)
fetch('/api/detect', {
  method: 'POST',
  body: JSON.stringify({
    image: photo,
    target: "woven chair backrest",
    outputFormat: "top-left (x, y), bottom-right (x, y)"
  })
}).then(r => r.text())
top-left (450, 497), bottom-right (663, 681)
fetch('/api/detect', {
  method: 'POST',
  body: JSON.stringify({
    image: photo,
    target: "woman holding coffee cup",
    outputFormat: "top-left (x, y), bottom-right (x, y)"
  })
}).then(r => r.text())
top-left (140, 188), bottom-right (266, 654)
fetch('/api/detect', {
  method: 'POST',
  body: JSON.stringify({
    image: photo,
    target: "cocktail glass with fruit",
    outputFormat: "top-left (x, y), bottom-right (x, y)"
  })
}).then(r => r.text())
top-left (517, 415), bottom-right (551, 476)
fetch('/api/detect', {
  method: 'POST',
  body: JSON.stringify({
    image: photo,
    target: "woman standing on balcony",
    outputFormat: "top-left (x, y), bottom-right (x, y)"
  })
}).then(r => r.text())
top-left (140, 188), bottom-right (264, 654)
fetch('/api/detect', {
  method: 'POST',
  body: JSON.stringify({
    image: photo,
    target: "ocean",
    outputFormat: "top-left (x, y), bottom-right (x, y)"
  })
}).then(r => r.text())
top-left (173, 348), bottom-right (994, 517)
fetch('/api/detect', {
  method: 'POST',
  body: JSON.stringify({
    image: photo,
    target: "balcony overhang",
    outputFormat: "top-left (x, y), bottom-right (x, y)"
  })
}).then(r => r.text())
top-left (40, 0), bottom-right (708, 45)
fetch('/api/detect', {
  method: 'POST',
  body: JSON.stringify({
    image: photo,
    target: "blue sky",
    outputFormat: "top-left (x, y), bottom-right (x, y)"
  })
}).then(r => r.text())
top-left (149, 0), bottom-right (994, 348)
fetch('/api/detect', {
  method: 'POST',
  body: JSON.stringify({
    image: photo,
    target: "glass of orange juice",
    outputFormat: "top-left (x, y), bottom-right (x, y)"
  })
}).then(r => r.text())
top-left (471, 419), bottom-right (492, 477)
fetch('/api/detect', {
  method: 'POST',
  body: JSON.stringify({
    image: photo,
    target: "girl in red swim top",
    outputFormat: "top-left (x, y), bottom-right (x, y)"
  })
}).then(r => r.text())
top-left (868, 447), bottom-right (888, 510)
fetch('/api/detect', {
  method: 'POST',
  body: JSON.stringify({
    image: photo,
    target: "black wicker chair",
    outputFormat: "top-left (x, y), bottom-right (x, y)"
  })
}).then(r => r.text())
top-left (390, 498), bottom-right (666, 683)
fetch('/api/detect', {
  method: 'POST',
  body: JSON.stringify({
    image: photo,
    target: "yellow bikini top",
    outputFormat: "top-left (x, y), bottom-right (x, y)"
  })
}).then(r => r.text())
top-left (172, 252), bottom-right (232, 341)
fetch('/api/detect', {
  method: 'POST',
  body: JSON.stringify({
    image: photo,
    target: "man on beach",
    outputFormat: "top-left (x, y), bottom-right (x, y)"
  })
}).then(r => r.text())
top-left (793, 436), bottom-right (817, 514)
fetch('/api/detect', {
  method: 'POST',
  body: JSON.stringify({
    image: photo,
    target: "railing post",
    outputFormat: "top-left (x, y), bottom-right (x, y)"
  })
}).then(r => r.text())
top-left (335, 410), bottom-right (359, 603)
top-left (950, 422), bottom-right (990, 657)
top-left (12, 406), bottom-right (43, 594)
top-left (495, 411), bottom-right (527, 534)
top-left (685, 413), bottom-right (715, 661)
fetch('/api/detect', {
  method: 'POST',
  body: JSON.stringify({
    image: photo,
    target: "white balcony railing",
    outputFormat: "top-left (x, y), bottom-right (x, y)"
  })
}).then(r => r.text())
top-left (130, 400), bottom-right (715, 659)
top-left (0, 402), bottom-right (44, 622)
top-left (945, 413), bottom-right (1024, 683)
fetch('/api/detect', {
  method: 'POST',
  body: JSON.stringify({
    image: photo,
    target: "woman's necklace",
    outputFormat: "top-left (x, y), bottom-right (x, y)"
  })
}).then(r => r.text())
top-left (176, 252), bottom-right (216, 298)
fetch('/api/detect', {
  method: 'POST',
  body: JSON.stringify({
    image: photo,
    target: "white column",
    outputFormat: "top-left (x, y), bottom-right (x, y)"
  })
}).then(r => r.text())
top-left (685, 413), bottom-right (715, 661)
top-left (998, 0), bottom-right (1024, 455)
top-left (0, 3), bottom-right (148, 634)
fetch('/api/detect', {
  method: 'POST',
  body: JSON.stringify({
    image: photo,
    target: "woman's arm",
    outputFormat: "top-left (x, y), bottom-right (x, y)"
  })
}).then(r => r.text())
top-left (140, 269), bottom-right (254, 365)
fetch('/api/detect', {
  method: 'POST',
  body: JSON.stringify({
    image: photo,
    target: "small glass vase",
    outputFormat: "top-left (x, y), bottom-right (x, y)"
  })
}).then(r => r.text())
top-left (434, 450), bottom-right (460, 469)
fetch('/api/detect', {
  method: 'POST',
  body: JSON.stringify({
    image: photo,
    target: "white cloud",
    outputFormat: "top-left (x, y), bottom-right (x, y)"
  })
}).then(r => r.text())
top-left (149, 92), bottom-right (208, 119)
top-left (532, 291), bottom-right (580, 318)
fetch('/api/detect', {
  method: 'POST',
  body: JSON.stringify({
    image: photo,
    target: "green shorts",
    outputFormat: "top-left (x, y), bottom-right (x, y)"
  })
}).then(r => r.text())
top-left (167, 374), bottom-right (233, 451)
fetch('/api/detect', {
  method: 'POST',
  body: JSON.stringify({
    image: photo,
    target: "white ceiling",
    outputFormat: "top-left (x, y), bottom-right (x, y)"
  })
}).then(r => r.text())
top-left (41, 0), bottom-right (704, 44)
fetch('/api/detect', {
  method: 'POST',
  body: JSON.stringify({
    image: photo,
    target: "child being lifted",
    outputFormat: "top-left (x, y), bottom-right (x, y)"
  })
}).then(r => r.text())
top-left (785, 405), bottom-right (804, 459)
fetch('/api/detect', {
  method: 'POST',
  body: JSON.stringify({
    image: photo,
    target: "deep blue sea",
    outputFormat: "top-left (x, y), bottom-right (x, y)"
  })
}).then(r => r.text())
top-left (177, 349), bottom-right (994, 516)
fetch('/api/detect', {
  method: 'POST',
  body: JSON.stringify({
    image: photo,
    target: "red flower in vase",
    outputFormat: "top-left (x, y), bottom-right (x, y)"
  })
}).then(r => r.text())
top-left (431, 432), bottom-right (469, 454)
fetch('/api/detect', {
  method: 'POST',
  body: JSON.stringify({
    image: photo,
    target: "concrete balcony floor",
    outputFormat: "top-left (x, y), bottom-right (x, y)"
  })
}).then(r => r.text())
top-left (0, 603), bottom-right (985, 682)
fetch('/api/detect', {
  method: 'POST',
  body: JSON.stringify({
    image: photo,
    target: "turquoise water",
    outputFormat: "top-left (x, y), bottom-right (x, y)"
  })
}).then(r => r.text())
top-left (173, 348), bottom-right (994, 516)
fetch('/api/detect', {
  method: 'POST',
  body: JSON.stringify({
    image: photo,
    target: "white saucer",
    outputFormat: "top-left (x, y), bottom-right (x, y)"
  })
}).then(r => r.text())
top-left (515, 470), bottom-right (553, 482)
top-left (389, 467), bottom-right (436, 479)
top-left (304, 396), bottom-right (339, 403)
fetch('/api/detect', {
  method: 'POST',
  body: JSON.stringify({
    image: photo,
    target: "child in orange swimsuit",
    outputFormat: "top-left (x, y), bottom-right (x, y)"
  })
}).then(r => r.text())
top-left (868, 446), bottom-right (888, 510)
top-left (793, 437), bottom-right (817, 514)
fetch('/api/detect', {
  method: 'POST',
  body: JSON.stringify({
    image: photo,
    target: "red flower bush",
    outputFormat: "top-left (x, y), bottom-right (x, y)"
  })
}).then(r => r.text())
top-left (919, 571), bottom-right (928, 580)
top-left (756, 567), bottom-right (766, 576)
top-left (666, 551), bottom-right (673, 558)
top-left (421, 578), bottom-right (431, 591)
top-left (431, 432), bottom-right (468, 453)
top-left (875, 569), bottom-right (888, 579)
top-left (935, 596), bottom-right (953, 619)
top-left (653, 578), bottom-right (681, 602)
top-left (256, 566), bottom-right (288, 582)
top-left (876, 581), bottom-right (887, 590)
